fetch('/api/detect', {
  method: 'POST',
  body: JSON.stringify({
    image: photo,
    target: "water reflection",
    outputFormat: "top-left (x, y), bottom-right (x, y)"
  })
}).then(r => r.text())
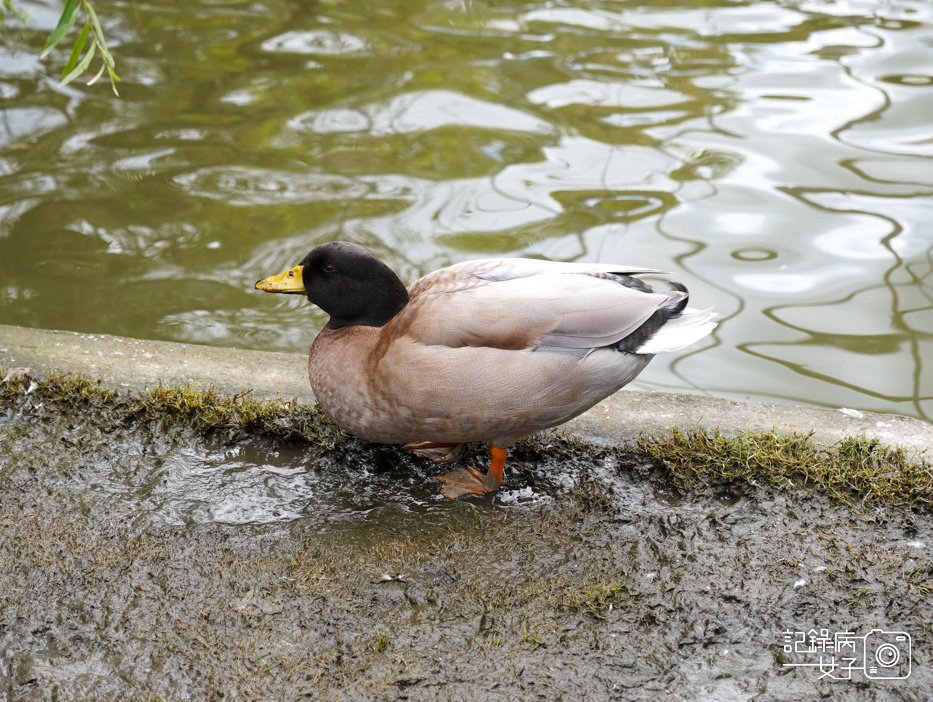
top-left (0, 0), bottom-right (930, 420)
top-left (289, 89), bottom-right (552, 136)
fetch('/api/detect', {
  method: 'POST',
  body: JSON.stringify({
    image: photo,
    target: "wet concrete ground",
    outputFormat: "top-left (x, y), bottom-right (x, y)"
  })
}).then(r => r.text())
top-left (1, 384), bottom-right (930, 700)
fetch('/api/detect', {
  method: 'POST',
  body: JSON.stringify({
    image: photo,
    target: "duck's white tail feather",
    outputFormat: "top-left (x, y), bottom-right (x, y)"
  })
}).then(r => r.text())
top-left (636, 307), bottom-right (717, 355)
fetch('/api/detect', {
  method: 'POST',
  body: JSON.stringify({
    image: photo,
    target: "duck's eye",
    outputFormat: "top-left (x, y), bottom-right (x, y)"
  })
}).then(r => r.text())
top-left (322, 263), bottom-right (336, 274)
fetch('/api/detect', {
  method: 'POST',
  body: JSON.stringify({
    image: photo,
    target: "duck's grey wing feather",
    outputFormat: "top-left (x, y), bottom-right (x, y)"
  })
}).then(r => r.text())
top-left (402, 259), bottom-right (677, 356)
top-left (455, 257), bottom-right (663, 282)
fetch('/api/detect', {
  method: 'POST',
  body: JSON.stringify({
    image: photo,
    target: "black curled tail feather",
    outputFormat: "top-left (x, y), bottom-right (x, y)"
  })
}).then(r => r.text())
top-left (667, 281), bottom-right (689, 315)
top-left (615, 282), bottom-right (689, 354)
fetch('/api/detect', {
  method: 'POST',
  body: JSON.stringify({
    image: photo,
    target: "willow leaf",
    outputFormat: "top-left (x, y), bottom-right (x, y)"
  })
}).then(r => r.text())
top-left (86, 62), bottom-right (106, 86)
top-left (60, 41), bottom-right (96, 87)
top-left (99, 43), bottom-right (115, 70)
top-left (62, 20), bottom-right (92, 78)
top-left (40, 0), bottom-right (80, 57)
top-left (107, 66), bottom-right (120, 97)
top-left (85, 2), bottom-right (110, 53)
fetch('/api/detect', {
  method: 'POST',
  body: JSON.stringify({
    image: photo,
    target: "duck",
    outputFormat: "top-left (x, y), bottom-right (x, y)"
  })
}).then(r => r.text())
top-left (255, 241), bottom-right (716, 499)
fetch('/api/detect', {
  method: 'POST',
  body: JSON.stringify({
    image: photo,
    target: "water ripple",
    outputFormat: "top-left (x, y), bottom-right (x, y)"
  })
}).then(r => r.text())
top-left (174, 167), bottom-right (417, 207)
top-left (0, 0), bottom-right (930, 420)
top-left (289, 90), bottom-right (553, 137)
top-left (261, 30), bottom-right (367, 56)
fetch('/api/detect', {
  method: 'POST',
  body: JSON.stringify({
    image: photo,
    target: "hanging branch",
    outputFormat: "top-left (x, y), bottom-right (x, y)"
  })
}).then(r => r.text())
top-left (40, 0), bottom-right (120, 96)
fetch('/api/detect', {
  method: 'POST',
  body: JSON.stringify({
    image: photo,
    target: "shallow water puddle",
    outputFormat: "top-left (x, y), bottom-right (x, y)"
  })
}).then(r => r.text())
top-left (129, 442), bottom-right (320, 525)
top-left (0, 409), bottom-right (560, 529)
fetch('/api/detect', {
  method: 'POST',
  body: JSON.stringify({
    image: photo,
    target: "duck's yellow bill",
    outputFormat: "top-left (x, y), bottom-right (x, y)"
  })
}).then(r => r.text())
top-left (255, 265), bottom-right (306, 294)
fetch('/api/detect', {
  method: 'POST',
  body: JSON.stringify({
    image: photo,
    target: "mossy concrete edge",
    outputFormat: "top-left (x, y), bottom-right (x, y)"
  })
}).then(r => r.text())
top-left (1, 323), bottom-right (930, 455)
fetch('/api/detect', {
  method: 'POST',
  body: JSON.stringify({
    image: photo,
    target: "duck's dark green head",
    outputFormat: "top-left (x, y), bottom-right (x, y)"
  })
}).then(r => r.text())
top-left (255, 241), bottom-right (410, 329)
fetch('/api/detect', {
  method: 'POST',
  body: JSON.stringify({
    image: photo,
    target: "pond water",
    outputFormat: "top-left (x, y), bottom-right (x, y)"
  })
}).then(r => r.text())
top-left (0, 0), bottom-right (930, 420)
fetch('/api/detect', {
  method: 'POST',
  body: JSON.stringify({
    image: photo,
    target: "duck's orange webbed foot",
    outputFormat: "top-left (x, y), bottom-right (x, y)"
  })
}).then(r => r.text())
top-left (435, 447), bottom-right (507, 500)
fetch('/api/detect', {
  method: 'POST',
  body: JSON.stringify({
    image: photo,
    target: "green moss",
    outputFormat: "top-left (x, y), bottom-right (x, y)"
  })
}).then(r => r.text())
top-left (1, 368), bottom-right (116, 407)
top-left (637, 428), bottom-right (931, 511)
top-left (136, 383), bottom-right (334, 445)
top-left (1, 368), bottom-right (341, 448)
top-left (1, 368), bottom-right (929, 511)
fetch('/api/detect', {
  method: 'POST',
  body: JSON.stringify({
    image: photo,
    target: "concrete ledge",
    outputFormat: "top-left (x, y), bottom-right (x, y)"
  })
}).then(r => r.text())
top-left (1, 323), bottom-right (929, 456)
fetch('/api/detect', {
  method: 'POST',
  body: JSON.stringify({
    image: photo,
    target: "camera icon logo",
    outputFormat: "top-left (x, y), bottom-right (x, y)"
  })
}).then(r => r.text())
top-left (863, 629), bottom-right (911, 679)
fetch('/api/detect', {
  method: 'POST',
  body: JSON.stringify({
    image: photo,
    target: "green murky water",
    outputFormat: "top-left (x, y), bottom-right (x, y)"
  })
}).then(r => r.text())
top-left (0, 0), bottom-right (930, 420)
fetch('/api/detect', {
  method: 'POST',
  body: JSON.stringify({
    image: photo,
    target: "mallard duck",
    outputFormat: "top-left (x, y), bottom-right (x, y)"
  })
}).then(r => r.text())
top-left (256, 242), bottom-right (715, 499)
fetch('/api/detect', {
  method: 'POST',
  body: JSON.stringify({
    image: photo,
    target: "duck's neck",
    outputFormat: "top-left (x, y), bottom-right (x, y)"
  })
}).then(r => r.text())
top-left (324, 275), bottom-right (409, 330)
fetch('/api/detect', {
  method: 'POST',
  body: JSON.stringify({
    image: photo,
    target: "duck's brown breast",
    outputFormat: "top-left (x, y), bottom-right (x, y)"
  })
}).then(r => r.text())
top-left (309, 324), bottom-right (649, 447)
top-left (308, 326), bottom-right (385, 442)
